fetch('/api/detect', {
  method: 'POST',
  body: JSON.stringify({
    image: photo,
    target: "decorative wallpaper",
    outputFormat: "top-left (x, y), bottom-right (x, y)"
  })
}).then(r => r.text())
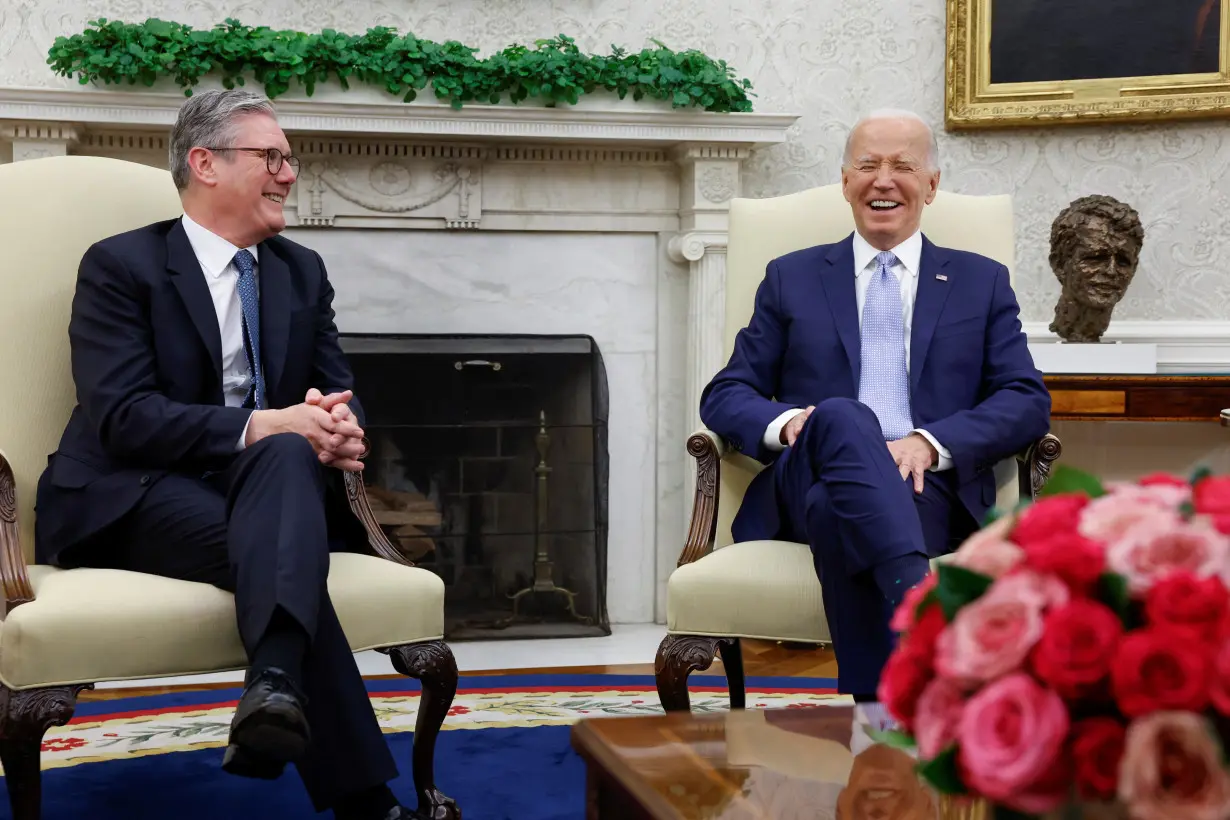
top-left (2, 0), bottom-right (1225, 322)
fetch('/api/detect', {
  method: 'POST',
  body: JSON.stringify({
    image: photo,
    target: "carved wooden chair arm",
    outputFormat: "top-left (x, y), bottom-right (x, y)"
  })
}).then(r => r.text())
top-left (0, 450), bottom-right (36, 615)
top-left (1015, 432), bottom-right (1063, 500)
top-left (678, 428), bottom-right (725, 568)
top-left (342, 440), bottom-right (415, 568)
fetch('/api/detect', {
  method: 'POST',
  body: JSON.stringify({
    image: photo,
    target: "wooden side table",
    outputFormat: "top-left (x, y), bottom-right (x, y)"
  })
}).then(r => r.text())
top-left (1043, 375), bottom-right (1230, 422)
top-left (571, 705), bottom-right (944, 819)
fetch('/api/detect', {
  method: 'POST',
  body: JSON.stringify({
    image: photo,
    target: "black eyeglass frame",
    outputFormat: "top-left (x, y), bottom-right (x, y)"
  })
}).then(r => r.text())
top-left (202, 146), bottom-right (300, 175)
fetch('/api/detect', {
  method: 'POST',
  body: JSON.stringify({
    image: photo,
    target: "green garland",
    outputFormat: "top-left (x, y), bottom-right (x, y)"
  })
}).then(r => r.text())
top-left (47, 18), bottom-right (755, 113)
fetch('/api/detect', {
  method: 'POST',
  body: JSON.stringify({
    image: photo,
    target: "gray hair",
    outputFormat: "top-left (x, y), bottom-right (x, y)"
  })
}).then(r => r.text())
top-left (168, 89), bottom-right (277, 190)
top-left (842, 108), bottom-right (940, 172)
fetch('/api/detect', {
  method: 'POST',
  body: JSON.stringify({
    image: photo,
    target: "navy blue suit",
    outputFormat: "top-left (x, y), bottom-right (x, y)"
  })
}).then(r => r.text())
top-left (699, 232), bottom-right (1050, 693)
top-left (33, 218), bottom-right (396, 811)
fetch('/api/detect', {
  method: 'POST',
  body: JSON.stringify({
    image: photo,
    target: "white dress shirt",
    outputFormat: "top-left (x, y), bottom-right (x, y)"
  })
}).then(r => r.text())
top-left (179, 213), bottom-right (260, 450)
top-left (762, 229), bottom-right (953, 472)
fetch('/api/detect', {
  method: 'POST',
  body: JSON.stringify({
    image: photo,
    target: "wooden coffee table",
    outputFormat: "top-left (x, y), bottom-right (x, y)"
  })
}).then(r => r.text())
top-left (571, 705), bottom-right (951, 819)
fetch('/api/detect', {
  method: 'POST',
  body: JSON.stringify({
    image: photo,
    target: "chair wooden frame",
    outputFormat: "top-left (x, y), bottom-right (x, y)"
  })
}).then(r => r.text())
top-left (653, 429), bottom-right (1063, 711)
top-left (0, 452), bottom-right (460, 820)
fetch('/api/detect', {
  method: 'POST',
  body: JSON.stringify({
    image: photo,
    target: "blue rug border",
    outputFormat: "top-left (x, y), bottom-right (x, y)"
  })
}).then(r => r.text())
top-left (73, 673), bottom-right (838, 718)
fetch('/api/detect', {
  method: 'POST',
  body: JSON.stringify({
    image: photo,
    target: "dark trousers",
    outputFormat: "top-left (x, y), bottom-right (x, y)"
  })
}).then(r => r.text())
top-left (773, 398), bottom-right (976, 695)
top-left (90, 433), bottom-right (396, 812)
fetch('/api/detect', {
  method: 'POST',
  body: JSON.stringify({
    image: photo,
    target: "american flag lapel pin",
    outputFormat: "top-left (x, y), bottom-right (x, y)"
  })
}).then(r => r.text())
top-left (936, 274), bottom-right (948, 281)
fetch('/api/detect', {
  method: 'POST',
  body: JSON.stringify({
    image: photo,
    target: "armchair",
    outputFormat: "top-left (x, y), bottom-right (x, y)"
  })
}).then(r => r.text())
top-left (655, 183), bottom-right (1062, 711)
top-left (0, 156), bottom-right (459, 819)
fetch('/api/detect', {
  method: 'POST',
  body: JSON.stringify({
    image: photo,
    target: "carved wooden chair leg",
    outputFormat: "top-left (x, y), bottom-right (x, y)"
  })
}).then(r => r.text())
top-left (716, 638), bottom-right (745, 709)
top-left (0, 683), bottom-right (92, 820)
top-left (388, 641), bottom-right (461, 820)
top-left (654, 634), bottom-right (738, 712)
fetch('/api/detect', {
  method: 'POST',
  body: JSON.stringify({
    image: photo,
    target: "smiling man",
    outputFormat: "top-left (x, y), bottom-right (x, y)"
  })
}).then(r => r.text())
top-left (34, 90), bottom-right (415, 819)
top-left (698, 109), bottom-right (1050, 703)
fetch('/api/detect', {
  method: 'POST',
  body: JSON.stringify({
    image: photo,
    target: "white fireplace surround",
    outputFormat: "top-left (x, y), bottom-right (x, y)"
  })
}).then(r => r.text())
top-left (0, 84), bottom-right (801, 626)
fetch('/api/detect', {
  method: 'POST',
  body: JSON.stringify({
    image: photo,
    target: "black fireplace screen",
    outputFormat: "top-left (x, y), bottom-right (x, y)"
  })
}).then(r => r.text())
top-left (340, 334), bottom-right (610, 640)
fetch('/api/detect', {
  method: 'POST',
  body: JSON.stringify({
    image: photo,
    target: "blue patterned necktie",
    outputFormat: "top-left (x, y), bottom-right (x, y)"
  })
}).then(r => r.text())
top-left (233, 249), bottom-right (265, 410)
top-left (858, 250), bottom-right (912, 440)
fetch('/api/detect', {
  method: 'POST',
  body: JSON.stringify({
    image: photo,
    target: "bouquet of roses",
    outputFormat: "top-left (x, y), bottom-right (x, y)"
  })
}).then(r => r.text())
top-left (876, 465), bottom-right (1230, 820)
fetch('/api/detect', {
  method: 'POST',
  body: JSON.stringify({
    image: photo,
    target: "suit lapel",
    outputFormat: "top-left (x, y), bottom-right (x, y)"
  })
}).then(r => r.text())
top-left (909, 236), bottom-right (953, 393)
top-left (167, 220), bottom-right (224, 379)
top-left (819, 235), bottom-right (861, 388)
top-left (257, 240), bottom-right (291, 402)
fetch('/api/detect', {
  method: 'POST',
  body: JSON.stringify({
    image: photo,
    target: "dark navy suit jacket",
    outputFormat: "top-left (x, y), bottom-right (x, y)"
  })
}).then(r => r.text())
top-left (34, 218), bottom-right (364, 566)
top-left (699, 232), bottom-right (1051, 545)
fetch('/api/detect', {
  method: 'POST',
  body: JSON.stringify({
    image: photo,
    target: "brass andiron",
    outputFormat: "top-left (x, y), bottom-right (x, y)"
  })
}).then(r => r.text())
top-left (507, 410), bottom-right (591, 624)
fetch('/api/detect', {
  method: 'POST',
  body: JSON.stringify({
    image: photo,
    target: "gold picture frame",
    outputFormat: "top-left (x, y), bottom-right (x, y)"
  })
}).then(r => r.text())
top-left (945, 0), bottom-right (1230, 129)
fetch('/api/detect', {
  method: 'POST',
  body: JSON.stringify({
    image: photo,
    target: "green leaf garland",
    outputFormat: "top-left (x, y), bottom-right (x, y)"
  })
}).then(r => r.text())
top-left (47, 19), bottom-right (756, 113)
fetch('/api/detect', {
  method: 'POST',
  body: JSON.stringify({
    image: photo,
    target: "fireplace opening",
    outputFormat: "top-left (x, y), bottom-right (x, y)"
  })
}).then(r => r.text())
top-left (341, 334), bottom-right (611, 640)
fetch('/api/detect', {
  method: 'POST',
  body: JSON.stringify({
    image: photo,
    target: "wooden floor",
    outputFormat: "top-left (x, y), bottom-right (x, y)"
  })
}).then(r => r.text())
top-left (78, 639), bottom-right (837, 702)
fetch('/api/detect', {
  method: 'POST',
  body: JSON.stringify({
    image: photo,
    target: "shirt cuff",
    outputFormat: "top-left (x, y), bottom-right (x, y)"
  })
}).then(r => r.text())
top-left (237, 413), bottom-right (254, 452)
top-left (764, 408), bottom-right (807, 451)
top-left (913, 428), bottom-right (952, 472)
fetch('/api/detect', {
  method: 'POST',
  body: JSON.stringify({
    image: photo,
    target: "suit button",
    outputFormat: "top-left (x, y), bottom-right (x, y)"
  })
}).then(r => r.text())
top-left (139, 475), bottom-right (151, 486)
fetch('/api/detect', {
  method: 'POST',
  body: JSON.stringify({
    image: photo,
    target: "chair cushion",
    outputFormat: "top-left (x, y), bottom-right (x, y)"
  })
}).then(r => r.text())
top-left (666, 541), bottom-right (831, 644)
top-left (0, 552), bottom-right (444, 689)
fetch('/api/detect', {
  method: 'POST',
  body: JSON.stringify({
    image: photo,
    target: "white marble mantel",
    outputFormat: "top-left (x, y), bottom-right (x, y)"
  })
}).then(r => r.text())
top-left (0, 84), bottom-right (800, 625)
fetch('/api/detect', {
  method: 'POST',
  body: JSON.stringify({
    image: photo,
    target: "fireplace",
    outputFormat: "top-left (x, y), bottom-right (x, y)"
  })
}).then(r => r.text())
top-left (342, 333), bottom-right (610, 640)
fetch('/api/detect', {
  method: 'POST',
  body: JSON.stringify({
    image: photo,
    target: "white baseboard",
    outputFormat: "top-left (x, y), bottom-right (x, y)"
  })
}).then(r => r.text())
top-left (1022, 321), bottom-right (1230, 373)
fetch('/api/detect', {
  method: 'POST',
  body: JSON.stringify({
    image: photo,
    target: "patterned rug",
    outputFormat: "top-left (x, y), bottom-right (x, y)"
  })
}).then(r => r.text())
top-left (8, 673), bottom-right (844, 819)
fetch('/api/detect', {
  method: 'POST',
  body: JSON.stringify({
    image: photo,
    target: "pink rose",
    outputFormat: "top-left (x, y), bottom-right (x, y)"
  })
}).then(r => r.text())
top-left (1119, 711), bottom-right (1230, 820)
top-left (950, 516), bottom-right (1025, 579)
top-left (913, 677), bottom-right (966, 759)
top-left (957, 673), bottom-right (1070, 813)
top-left (889, 571), bottom-right (938, 633)
top-left (1080, 491), bottom-right (1185, 545)
top-left (934, 571), bottom-right (1065, 686)
top-left (1106, 517), bottom-right (1230, 594)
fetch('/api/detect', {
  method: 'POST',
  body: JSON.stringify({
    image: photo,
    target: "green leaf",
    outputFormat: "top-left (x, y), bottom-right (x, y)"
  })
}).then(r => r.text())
top-left (865, 727), bottom-right (916, 749)
top-left (935, 563), bottom-right (994, 620)
top-left (915, 746), bottom-right (965, 794)
top-left (1038, 464), bottom-right (1106, 499)
top-left (981, 505), bottom-right (1004, 527)
top-left (1097, 571), bottom-right (1131, 625)
top-left (1191, 465), bottom-right (1213, 486)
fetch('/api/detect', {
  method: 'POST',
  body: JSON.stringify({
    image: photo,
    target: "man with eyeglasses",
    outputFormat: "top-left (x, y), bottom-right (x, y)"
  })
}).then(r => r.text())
top-left (34, 90), bottom-right (414, 819)
top-left (699, 109), bottom-right (1050, 714)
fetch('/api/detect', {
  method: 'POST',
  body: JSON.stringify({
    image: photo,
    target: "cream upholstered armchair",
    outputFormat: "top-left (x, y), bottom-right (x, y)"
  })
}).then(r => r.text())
top-left (0, 156), bottom-right (459, 820)
top-left (655, 184), bottom-right (1063, 711)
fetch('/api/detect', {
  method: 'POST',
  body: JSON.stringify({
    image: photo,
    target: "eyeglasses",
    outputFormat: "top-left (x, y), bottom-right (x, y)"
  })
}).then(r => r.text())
top-left (203, 146), bottom-right (300, 175)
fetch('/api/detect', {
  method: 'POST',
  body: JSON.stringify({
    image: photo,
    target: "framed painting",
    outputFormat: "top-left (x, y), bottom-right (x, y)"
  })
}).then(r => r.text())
top-left (945, 0), bottom-right (1230, 129)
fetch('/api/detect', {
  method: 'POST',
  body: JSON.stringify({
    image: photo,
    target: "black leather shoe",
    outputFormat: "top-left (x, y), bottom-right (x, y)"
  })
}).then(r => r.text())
top-left (221, 667), bottom-right (310, 779)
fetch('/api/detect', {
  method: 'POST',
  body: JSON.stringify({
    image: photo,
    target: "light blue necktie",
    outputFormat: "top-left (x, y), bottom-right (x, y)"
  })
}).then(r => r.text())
top-left (233, 250), bottom-right (265, 410)
top-left (858, 251), bottom-right (912, 440)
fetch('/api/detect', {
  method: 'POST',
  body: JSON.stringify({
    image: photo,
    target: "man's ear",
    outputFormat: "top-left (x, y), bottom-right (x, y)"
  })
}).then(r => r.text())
top-left (186, 146), bottom-right (220, 188)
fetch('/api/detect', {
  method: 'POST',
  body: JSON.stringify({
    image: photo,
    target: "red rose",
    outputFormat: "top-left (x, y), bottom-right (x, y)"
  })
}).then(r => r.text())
top-left (1209, 641), bottom-right (1230, 715)
top-left (877, 644), bottom-right (932, 729)
top-left (1011, 494), bottom-right (1089, 547)
top-left (904, 606), bottom-right (946, 663)
top-left (1070, 717), bottom-right (1127, 800)
top-left (1032, 600), bottom-right (1122, 699)
top-left (1110, 626), bottom-right (1210, 717)
top-left (1194, 476), bottom-right (1230, 516)
top-left (1021, 532), bottom-right (1106, 591)
top-left (1144, 571), bottom-right (1229, 642)
top-left (1138, 472), bottom-right (1190, 488)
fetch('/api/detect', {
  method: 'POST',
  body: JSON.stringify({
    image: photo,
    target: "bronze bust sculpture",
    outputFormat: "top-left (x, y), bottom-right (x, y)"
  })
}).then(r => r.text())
top-left (1048, 195), bottom-right (1145, 343)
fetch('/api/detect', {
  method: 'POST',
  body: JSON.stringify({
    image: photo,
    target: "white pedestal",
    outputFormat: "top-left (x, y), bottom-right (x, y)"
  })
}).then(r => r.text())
top-left (1029, 341), bottom-right (1158, 374)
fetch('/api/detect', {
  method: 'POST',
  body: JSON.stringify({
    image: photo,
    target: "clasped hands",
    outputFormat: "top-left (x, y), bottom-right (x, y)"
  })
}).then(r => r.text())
top-left (245, 388), bottom-right (366, 472)
top-left (780, 405), bottom-right (937, 494)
